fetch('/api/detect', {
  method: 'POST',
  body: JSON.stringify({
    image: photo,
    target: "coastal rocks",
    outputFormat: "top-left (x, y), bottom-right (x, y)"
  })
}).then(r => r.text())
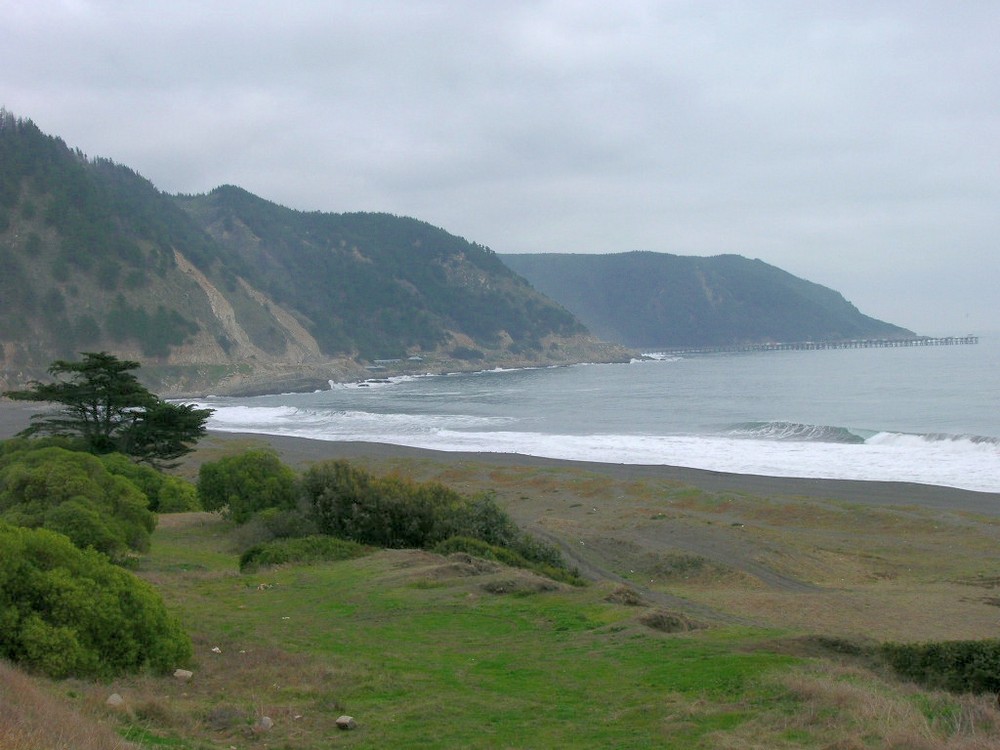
top-left (336, 715), bottom-right (358, 730)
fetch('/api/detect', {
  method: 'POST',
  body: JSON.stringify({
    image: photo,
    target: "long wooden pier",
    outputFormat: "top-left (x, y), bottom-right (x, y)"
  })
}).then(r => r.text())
top-left (652, 335), bottom-right (979, 356)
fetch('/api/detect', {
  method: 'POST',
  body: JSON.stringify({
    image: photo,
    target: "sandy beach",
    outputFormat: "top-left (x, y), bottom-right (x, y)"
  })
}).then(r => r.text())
top-left (4, 398), bottom-right (997, 516)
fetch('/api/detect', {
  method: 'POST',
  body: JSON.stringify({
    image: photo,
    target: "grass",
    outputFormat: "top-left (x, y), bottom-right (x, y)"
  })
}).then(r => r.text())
top-left (130, 523), bottom-right (795, 747)
top-left (7, 450), bottom-right (1000, 748)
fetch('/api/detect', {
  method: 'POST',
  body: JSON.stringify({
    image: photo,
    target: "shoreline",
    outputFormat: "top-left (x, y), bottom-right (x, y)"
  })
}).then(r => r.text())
top-left (203, 431), bottom-right (1000, 517)
top-left (3, 400), bottom-right (998, 516)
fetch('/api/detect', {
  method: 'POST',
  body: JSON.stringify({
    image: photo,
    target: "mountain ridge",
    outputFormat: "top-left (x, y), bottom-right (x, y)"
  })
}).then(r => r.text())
top-left (500, 251), bottom-right (914, 349)
top-left (0, 112), bottom-right (626, 395)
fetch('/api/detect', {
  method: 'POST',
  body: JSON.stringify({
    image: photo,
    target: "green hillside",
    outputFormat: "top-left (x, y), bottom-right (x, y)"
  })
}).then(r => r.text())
top-left (501, 251), bottom-right (913, 348)
top-left (0, 111), bottom-right (615, 393)
top-left (173, 186), bottom-right (585, 359)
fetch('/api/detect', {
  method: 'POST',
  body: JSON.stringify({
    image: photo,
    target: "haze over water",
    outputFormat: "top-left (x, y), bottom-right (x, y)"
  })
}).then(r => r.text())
top-left (198, 336), bottom-right (1000, 493)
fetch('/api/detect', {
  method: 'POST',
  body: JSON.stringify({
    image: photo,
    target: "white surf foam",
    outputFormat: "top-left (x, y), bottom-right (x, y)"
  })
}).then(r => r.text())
top-left (202, 404), bottom-right (1000, 493)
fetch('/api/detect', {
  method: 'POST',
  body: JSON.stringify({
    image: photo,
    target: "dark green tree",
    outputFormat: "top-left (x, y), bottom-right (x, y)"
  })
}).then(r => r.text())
top-left (3, 352), bottom-right (212, 466)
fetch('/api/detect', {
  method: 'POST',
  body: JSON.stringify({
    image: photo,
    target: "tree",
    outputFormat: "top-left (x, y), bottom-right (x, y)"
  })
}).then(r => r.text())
top-left (3, 352), bottom-right (212, 466)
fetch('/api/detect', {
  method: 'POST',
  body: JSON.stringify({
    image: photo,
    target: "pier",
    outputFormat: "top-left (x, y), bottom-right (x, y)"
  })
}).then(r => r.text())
top-left (651, 335), bottom-right (979, 356)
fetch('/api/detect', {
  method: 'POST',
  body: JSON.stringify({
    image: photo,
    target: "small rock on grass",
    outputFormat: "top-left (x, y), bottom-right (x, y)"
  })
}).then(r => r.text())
top-left (336, 715), bottom-right (357, 730)
top-left (253, 716), bottom-right (274, 733)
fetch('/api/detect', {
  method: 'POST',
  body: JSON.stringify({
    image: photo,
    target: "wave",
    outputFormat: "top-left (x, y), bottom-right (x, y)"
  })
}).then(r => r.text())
top-left (867, 431), bottom-right (1000, 448)
top-left (727, 421), bottom-right (867, 444)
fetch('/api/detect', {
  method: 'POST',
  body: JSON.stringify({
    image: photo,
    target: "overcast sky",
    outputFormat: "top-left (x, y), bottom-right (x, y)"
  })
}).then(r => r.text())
top-left (2, 1), bottom-right (998, 334)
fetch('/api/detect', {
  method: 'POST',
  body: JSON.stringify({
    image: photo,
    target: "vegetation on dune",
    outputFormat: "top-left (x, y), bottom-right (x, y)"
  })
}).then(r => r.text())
top-left (239, 534), bottom-right (370, 572)
top-left (98, 451), bottom-right (200, 513)
top-left (1, 435), bottom-right (1000, 746)
top-left (196, 448), bottom-right (298, 523)
top-left (881, 639), bottom-right (1000, 695)
top-left (0, 444), bottom-right (156, 560)
top-left (196, 449), bottom-right (576, 580)
top-left (300, 459), bottom-right (571, 573)
top-left (0, 521), bottom-right (191, 679)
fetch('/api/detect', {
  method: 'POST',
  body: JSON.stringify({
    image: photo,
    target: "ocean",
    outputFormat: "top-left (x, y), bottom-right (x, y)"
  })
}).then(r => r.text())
top-left (195, 335), bottom-right (1000, 493)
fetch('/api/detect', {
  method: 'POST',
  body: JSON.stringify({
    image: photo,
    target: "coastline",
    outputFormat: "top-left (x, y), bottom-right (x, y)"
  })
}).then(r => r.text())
top-left (201, 432), bottom-right (1000, 517)
top-left (4, 399), bottom-right (997, 517)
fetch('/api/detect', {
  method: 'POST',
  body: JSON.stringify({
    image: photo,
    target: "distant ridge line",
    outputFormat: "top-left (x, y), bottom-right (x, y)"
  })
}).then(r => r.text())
top-left (651, 335), bottom-right (979, 356)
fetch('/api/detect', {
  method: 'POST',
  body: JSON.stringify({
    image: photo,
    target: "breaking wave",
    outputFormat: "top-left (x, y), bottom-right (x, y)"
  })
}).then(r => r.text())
top-left (727, 421), bottom-right (867, 444)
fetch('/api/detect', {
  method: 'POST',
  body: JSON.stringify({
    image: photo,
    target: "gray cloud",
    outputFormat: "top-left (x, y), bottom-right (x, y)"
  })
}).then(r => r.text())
top-left (2, 0), bottom-right (997, 333)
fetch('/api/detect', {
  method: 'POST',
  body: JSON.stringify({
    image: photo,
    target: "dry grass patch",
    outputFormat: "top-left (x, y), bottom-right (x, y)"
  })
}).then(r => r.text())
top-left (95, 637), bottom-right (351, 747)
top-left (0, 661), bottom-right (138, 750)
top-left (694, 583), bottom-right (1000, 642)
top-left (697, 659), bottom-right (1000, 749)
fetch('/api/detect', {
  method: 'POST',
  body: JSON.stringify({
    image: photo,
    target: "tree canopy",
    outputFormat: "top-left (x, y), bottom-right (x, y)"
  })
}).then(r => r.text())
top-left (3, 352), bottom-right (212, 466)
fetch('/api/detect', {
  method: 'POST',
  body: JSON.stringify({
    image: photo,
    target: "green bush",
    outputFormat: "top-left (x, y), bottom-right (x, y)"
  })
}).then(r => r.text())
top-left (880, 640), bottom-right (1000, 694)
top-left (0, 446), bottom-right (155, 559)
top-left (100, 452), bottom-right (200, 512)
top-left (303, 461), bottom-right (467, 548)
top-left (451, 492), bottom-right (565, 568)
top-left (230, 506), bottom-right (319, 552)
top-left (239, 535), bottom-right (370, 572)
top-left (197, 449), bottom-right (298, 523)
top-left (155, 479), bottom-right (201, 512)
top-left (0, 521), bottom-right (191, 679)
top-left (302, 460), bottom-right (571, 574)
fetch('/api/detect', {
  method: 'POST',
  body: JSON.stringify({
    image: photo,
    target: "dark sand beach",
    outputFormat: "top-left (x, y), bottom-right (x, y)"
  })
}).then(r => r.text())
top-left (4, 398), bottom-right (997, 516)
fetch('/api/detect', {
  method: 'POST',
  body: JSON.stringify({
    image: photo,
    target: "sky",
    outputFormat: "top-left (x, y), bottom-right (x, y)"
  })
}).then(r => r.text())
top-left (2, 1), bottom-right (998, 335)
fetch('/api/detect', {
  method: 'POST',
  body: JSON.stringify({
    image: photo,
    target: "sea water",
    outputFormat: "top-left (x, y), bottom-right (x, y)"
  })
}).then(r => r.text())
top-left (195, 335), bottom-right (1000, 493)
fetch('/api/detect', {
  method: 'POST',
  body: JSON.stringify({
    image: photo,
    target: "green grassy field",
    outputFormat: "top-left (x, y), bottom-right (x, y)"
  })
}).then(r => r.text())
top-left (7, 506), bottom-right (981, 750)
top-left (6, 436), bottom-right (1000, 749)
top-left (121, 513), bottom-right (796, 748)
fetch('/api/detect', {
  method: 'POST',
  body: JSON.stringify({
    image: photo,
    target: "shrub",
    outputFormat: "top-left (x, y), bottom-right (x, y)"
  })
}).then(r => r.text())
top-left (303, 461), bottom-right (468, 548)
top-left (301, 459), bottom-right (373, 538)
top-left (197, 449), bottom-right (298, 523)
top-left (302, 460), bottom-right (569, 573)
top-left (239, 535), bottom-right (370, 572)
top-left (100, 452), bottom-right (199, 512)
top-left (0, 522), bottom-right (191, 679)
top-left (154, 479), bottom-right (201, 512)
top-left (0, 446), bottom-right (155, 559)
top-left (231, 506), bottom-right (319, 552)
top-left (880, 640), bottom-right (1000, 694)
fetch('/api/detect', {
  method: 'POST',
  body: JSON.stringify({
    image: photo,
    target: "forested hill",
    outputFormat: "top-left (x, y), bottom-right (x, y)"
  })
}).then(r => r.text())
top-left (172, 186), bottom-right (585, 360)
top-left (0, 111), bottom-right (620, 394)
top-left (501, 252), bottom-right (913, 349)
